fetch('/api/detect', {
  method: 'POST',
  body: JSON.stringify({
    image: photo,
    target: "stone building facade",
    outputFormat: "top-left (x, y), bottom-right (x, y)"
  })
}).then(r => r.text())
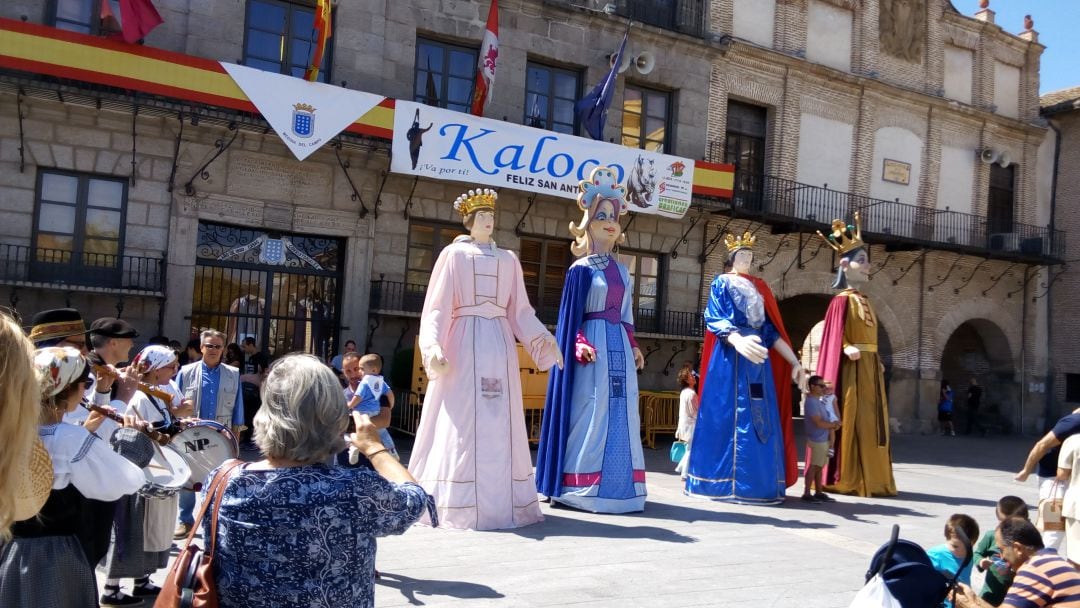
top-left (1043, 88), bottom-right (1080, 412)
top-left (0, 0), bottom-right (1064, 432)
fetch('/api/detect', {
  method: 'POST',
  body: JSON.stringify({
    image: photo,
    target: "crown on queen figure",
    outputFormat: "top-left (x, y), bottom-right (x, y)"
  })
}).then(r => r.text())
top-left (453, 188), bottom-right (498, 216)
top-left (723, 231), bottom-right (756, 253)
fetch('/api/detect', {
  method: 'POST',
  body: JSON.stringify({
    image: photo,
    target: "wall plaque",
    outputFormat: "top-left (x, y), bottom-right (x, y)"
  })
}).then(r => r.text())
top-left (882, 159), bottom-right (911, 185)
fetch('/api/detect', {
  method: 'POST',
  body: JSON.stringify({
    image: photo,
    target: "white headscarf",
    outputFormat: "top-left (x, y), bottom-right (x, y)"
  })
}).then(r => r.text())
top-left (130, 345), bottom-right (178, 375)
top-left (33, 347), bottom-right (88, 398)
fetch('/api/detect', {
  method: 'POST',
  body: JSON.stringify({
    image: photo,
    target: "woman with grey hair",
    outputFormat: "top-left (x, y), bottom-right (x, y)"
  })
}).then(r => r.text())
top-left (201, 354), bottom-right (430, 608)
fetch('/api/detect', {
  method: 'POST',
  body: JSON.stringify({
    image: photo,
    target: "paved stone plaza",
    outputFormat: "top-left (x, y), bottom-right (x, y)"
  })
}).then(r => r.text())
top-left (370, 432), bottom-right (1033, 607)
top-left (112, 430), bottom-right (1036, 607)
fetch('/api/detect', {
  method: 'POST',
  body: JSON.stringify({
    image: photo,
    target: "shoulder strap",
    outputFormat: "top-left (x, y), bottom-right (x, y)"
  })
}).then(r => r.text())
top-left (178, 458), bottom-right (245, 551)
top-left (205, 458), bottom-right (244, 558)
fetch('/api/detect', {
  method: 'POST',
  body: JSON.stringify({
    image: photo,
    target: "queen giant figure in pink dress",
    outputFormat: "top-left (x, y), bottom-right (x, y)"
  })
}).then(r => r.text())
top-left (408, 188), bottom-right (562, 530)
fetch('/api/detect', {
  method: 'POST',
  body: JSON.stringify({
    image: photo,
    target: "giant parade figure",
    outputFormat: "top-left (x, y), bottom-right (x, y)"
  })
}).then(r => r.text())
top-left (409, 188), bottom-right (562, 530)
top-left (815, 213), bottom-right (897, 497)
top-left (535, 166), bottom-right (647, 514)
top-left (687, 231), bottom-right (806, 504)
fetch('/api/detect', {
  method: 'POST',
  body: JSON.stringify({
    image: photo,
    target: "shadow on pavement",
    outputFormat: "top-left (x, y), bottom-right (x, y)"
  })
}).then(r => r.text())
top-left (375, 572), bottom-right (504, 605)
top-left (640, 500), bottom-right (839, 529)
top-left (891, 490), bottom-right (997, 509)
top-left (505, 512), bottom-right (699, 542)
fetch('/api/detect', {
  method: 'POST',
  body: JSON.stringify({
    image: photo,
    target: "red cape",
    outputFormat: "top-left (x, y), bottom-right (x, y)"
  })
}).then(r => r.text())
top-left (699, 274), bottom-right (798, 488)
top-left (812, 292), bottom-right (849, 486)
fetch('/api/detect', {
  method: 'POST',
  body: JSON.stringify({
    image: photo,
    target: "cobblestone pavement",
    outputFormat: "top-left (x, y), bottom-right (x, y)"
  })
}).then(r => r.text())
top-left (103, 430), bottom-right (1039, 607)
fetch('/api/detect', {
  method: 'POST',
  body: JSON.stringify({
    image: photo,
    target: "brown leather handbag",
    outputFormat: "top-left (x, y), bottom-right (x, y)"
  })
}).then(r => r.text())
top-left (155, 459), bottom-right (245, 608)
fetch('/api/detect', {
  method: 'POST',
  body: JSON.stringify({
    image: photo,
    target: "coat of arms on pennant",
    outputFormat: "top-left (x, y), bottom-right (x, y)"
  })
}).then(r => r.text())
top-left (292, 102), bottom-right (315, 139)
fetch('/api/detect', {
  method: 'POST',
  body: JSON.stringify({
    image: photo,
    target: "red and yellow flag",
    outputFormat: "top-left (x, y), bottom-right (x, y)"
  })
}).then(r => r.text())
top-left (304, 0), bottom-right (331, 82)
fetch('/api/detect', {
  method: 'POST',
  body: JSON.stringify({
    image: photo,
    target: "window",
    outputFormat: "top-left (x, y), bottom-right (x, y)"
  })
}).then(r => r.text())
top-left (617, 250), bottom-right (661, 314)
top-left (523, 62), bottom-right (580, 134)
top-left (725, 100), bottom-right (768, 210)
top-left (243, 0), bottom-right (334, 83)
top-left (621, 85), bottom-right (671, 153)
top-left (415, 38), bottom-right (478, 112)
top-left (49, 0), bottom-right (119, 35)
top-left (1068, 374), bottom-right (1080, 403)
top-left (32, 170), bottom-right (127, 283)
top-left (406, 221), bottom-right (466, 286)
top-left (987, 164), bottom-right (1015, 235)
top-left (519, 238), bottom-right (572, 323)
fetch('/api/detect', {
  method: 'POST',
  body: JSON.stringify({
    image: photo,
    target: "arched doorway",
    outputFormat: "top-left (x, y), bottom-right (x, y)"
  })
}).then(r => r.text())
top-left (940, 319), bottom-right (1015, 432)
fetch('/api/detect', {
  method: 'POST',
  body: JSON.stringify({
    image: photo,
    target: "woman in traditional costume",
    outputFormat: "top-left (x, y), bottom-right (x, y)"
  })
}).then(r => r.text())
top-left (815, 213), bottom-right (897, 497)
top-left (535, 166), bottom-right (647, 514)
top-left (410, 188), bottom-right (562, 530)
top-left (686, 232), bottom-right (806, 504)
top-left (100, 345), bottom-right (190, 605)
top-left (0, 347), bottom-right (144, 607)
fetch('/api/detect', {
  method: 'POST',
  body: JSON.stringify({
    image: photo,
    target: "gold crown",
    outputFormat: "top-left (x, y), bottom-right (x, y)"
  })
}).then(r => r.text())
top-left (293, 102), bottom-right (315, 112)
top-left (723, 231), bottom-right (756, 253)
top-left (453, 188), bottom-right (498, 216)
top-left (817, 211), bottom-right (865, 256)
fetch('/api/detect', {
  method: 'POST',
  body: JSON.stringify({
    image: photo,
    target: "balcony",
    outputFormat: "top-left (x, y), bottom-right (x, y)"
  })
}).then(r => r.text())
top-left (0, 244), bottom-right (165, 294)
top-left (544, 0), bottom-right (705, 37)
top-left (370, 279), bottom-right (704, 338)
top-left (700, 172), bottom-right (1065, 263)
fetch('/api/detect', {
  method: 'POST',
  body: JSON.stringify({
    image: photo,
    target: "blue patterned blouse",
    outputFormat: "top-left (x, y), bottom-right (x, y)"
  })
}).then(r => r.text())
top-left (202, 463), bottom-right (429, 608)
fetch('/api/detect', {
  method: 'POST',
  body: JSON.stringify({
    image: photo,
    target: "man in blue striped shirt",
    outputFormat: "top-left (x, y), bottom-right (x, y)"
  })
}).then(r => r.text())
top-left (958, 517), bottom-right (1080, 607)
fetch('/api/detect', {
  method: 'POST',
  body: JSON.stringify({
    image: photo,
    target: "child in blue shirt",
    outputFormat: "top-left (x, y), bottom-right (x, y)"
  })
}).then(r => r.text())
top-left (926, 513), bottom-right (979, 608)
top-left (344, 352), bottom-right (397, 463)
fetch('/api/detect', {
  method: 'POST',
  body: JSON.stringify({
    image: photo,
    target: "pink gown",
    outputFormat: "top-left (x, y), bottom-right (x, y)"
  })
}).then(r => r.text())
top-left (409, 238), bottom-right (558, 530)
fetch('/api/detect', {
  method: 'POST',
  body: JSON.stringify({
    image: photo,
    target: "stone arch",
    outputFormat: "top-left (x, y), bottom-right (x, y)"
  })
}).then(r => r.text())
top-left (938, 317), bottom-right (1018, 429)
top-left (932, 299), bottom-right (1021, 373)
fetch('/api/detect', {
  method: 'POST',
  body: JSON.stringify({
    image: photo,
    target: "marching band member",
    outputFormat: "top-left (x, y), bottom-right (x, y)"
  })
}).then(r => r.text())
top-left (100, 345), bottom-right (188, 606)
top-left (0, 347), bottom-right (144, 608)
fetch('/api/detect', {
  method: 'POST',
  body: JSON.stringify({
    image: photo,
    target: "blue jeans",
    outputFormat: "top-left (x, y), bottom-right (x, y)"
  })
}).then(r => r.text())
top-left (178, 489), bottom-right (195, 525)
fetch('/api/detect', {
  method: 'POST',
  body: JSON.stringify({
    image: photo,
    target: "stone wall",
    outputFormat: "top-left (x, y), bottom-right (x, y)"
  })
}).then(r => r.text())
top-left (1048, 109), bottom-right (1080, 413)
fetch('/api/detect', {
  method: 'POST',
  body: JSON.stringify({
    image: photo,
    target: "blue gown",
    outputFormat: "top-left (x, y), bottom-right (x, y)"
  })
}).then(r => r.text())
top-left (685, 273), bottom-right (785, 504)
top-left (535, 254), bottom-right (646, 513)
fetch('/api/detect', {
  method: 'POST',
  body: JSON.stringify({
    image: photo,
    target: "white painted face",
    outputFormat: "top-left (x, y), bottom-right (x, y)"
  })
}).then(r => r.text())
top-left (730, 248), bottom-right (754, 274)
top-left (588, 199), bottom-right (621, 254)
top-left (471, 209), bottom-right (495, 241)
top-left (844, 248), bottom-right (870, 285)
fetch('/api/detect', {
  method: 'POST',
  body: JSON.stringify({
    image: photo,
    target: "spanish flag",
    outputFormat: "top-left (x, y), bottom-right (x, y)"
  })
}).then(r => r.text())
top-left (304, 0), bottom-right (331, 82)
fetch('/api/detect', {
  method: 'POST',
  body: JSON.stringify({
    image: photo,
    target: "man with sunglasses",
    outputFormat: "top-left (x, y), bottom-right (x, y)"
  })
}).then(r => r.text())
top-left (174, 329), bottom-right (245, 537)
top-left (803, 375), bottom-right (841, 504)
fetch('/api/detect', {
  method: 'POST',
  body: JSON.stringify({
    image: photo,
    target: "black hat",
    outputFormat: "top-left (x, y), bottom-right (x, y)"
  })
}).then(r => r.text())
top-left (27, 308), bottom-right (86, 344)
top-left (89, 317), bottom-right (139, 339)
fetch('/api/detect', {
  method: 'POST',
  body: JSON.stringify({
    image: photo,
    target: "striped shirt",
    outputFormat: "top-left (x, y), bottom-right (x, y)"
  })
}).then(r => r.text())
top-left (1004, 549), bottom-right (1080, 607)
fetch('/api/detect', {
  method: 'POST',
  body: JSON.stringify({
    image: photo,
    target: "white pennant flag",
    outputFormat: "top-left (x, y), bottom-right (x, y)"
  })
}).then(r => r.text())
top-left (221, 63), bottom-right (383, 161)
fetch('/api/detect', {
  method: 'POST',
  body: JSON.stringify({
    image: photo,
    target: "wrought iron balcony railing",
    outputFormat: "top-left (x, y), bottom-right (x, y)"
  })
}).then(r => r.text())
top-left (0, 244), bottom-right (165, 293)
top-left (543, 0), bottom-right (704, 37)
top-left (702, 170), bottom-right (1065, 262)
top-left (371, 279), bottom-right (704, 337)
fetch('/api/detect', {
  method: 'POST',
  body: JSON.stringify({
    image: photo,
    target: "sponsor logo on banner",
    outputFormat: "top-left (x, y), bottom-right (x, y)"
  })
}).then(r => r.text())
top-left (391, 101), bottom-right (694, 218)
top-left (221, 63), bottom-right (384, 161)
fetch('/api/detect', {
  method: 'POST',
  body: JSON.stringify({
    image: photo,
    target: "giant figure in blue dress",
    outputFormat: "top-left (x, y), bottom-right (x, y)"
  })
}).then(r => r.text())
top-left (535, 166), bottom-right (647, 514)
top-left (686, 232), bottom-right (806, 504)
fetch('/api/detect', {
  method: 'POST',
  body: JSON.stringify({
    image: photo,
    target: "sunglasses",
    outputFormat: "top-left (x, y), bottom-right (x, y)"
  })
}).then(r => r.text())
top-left (202, 343), bottom-right (224, 350)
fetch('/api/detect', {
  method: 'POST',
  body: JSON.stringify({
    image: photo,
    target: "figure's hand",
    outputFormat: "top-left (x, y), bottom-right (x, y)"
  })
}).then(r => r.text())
top-left (632, 347), bottom-right (644, 371)
top-left (577, 344), bottom-right (597, 364)
top-left (428, 344), bottom-right (449, 375)
top-left (977, 557), bottom-right (991, 571)
top-left (843, 345), bottom-right (862, 361)
top-left (792, 364), bottom-right (808, 393)
top-left (546, 335), bottom-right (564, 370)
top-left (727, 333), bottom-right (768, 365)
top-left (1014, 469), bottom-right (1031, 483)
top-left (94, 365), bottom-right (117, 393)
top-left (175, 399), bottom-right (195, 418)
top-left (119, 413), bottom-right (141, 429)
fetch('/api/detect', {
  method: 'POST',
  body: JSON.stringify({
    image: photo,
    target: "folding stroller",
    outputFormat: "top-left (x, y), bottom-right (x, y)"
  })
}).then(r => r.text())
top-left (851, 524), bottom-right (972, 608)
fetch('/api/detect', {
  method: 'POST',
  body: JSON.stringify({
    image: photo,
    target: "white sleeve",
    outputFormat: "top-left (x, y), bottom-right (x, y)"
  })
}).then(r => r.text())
top-left (67, 432), bottom-right (145, 501)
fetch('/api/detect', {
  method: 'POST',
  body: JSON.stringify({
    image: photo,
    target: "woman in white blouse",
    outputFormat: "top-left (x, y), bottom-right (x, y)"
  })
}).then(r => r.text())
top-left (0, 347), bottom-right (144, 608)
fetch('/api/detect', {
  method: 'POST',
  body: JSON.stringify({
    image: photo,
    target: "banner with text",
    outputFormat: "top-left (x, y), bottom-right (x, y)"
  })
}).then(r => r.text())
top-left (391, 101), bottom-right (695, 218)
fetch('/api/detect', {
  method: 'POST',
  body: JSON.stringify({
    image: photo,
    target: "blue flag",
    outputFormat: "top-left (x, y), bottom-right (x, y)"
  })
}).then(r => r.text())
top-left (576, 29), bottom-right (628, 141)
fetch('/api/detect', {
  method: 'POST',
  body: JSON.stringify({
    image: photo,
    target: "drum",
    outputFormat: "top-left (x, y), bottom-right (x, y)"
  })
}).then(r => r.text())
top-left (140, 444), bottom-right (192, 499)
top-left (171, 421), bottom-right (239, 491)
